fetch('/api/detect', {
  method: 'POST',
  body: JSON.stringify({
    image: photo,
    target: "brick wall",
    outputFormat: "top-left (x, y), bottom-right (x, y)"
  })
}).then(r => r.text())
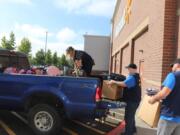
top-left (133, 31), bottom-right (148, 93)
top-left (162, 0), bottom-right (177, 80)
top-left (121, 44), bottom-right (131, 76)
top-left (115, 52), bottom-right (121, 74)
top-left (112, 56), bottom-right (116, 73)
top-left (111, 0), bottom-right (166, 91)
top-left (177, 1), bottom-right (180, 58)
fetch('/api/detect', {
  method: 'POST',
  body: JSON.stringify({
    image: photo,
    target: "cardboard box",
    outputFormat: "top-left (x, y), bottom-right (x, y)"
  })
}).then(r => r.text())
top-left (138, 95), bottom-right (161, 128)
top-left (102, 80), bottom-right (123, 100)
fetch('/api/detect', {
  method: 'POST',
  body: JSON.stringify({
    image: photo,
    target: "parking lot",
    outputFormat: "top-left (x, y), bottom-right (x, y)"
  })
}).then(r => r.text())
top-left (0, 110), bottom-right (117, 135)
top-left (0, 109), bottom-right (157, 135)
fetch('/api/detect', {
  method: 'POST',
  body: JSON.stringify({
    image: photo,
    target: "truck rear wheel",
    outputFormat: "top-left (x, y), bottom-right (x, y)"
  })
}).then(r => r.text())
top-left (28, 104), bottom-right (62, 135)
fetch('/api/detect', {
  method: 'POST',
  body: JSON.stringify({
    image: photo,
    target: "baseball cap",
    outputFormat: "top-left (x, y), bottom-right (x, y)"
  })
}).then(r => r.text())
top-left (125, 63), bottom-right (137, 69)
top-left (170, 58), bottom-right (180, 67)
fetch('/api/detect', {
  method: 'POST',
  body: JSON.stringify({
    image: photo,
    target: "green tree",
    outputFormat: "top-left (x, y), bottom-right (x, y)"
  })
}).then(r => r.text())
top-left (52, 52), bottom-right (58, 66)
top-left (8, 32), bottom-right (15, 50)
top-left (28, 54), bottom-right (36, 65)
top-left (35, 49), bottom-right (45, 65)
top-left (1, 36), bottom-right (7, 48)
top-left (1, 32), bottom-right (15, 50)
top-left (58, 54), bottom-right (69, 68)
top-left (45, 49), bottom-right (52, 65)
top-left (18, 38), bottom-right (31, 55)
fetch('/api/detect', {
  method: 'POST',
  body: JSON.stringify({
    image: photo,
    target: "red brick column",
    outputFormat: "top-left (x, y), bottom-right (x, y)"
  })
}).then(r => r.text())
top-left (177, 1), bottom-right (180, 58)
top-left (162, 0), bottom-right (177, 80)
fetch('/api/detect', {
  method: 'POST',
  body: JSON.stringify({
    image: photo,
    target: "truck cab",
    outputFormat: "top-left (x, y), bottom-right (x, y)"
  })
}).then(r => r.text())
top-left (0, 48), bottom-right (30, 72)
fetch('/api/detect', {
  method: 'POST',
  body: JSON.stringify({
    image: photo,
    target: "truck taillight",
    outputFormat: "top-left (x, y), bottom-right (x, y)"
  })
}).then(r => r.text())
top-left (95, 87), bottom-right (102, 102)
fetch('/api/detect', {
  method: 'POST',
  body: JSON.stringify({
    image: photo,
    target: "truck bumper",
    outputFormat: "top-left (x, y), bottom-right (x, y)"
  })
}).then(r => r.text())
top-left (95, 100), bottom-right (126, 118)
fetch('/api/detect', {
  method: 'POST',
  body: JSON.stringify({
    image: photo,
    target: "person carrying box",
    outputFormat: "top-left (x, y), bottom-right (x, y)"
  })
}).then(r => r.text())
top-left (108, 63), bottom-right (141, 135)
top-left (149, 58), bottom-right (180, 135)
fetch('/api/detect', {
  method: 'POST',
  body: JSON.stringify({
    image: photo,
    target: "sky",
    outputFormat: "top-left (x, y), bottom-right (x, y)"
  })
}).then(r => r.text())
top-left (0, 0), bottom-right (116, 56)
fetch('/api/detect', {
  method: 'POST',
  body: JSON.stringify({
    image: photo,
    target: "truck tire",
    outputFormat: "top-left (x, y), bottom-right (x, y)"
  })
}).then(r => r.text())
top-left (28, 104), bottom-right (62, 135)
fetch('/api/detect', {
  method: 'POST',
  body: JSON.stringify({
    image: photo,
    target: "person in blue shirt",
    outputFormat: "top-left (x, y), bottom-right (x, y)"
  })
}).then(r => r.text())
top-left (109, 64), bottom-right (141, 135)
top-left (149, 58), bottom-right (180, 135)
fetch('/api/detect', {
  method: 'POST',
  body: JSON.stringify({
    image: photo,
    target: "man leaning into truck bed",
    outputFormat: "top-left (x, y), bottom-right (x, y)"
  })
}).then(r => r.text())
top-left (66, 46), bottom-right (95, 77)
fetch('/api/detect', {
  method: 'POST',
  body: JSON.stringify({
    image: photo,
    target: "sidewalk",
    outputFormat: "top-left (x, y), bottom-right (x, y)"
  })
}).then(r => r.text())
top-left (107, 108), bottom-right (157, 135)
top-left (136, 117), bottom-right (157, 135)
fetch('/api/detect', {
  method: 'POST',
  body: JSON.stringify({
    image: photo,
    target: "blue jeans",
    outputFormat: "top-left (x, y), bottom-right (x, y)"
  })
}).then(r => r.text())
top-left (124, 102), bottom-right (139, 135)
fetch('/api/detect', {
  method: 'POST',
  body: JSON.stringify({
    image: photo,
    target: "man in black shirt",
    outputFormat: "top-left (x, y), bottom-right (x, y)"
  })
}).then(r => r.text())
top-left (66, 46), bottom-right (95, 76)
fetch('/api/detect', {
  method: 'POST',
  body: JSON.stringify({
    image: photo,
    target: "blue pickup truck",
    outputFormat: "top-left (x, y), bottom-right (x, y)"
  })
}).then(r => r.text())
top-left (0, 73), bottom-right (122, 135)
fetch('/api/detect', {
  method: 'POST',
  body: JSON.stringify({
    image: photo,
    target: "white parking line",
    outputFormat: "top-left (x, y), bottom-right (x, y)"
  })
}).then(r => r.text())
top-left (11, 112), bottom-right (28, 124)
top-left (0, 120), bottom-right (16, 135)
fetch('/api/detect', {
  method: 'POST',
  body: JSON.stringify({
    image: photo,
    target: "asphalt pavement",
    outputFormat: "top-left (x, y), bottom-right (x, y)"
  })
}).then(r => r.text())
top-left (0, 110), bottom-right (117, 135)
top-left (0, 109), bottom-right (157, 135)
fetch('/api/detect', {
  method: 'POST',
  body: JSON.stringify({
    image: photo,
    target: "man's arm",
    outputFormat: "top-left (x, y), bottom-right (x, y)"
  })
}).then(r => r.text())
top-left (108, 75), bottom-right (136, 88)
top-left (148, 87), bottom-right (171, 104)
top-left (74, 60), bottom-right (82, 69)
top-left (108, 80), bottom-right (127, 87)
top-left (149, 73), bottom-right (175, 104)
